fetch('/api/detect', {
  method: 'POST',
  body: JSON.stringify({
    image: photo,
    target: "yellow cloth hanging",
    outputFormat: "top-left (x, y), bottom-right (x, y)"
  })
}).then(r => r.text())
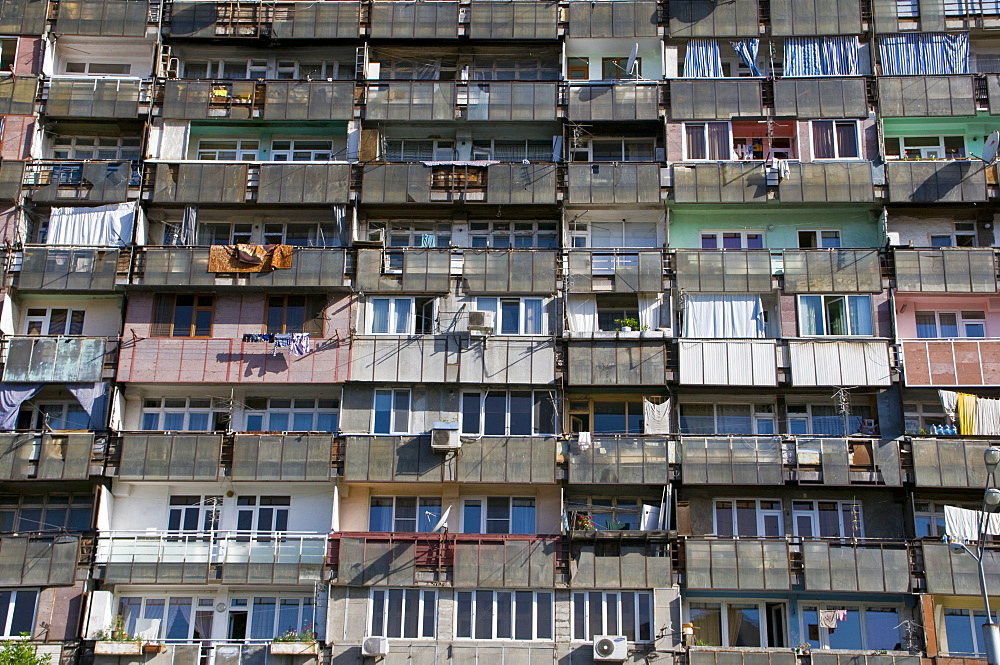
top-left (958, 392), bottom-right (978, 436)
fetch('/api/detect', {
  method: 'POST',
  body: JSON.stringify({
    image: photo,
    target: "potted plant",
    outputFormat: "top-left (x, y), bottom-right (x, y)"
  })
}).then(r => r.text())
top-left (613, 317), bottom-right (647, 333)
top-left (93, 617), bottom-right (144, 656)
top-left (270, 628), bottom-right (318, 655)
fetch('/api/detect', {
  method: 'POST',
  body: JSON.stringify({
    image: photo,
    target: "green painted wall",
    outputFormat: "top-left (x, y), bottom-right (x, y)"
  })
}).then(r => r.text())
top-left (668, 206), bottom-right (883, 249)
top-left (882, 112), bottom-right (996, 161)
top-left (186, 121), bottom-right (348, 160)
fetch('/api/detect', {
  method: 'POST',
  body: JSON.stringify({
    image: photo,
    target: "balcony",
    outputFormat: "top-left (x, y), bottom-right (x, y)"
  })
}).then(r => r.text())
top-left (464, 249), bottom-right (557, 294)
top-left (0, 162), bottom-right (23, 200)
top-left (781, 249), bottom-right (883, 293)
top-left (900, 339), bottom-right (1000, 387)
top-left (130, 247), bottom-right (348, 289)
top-left (908, 438), bottom-right (998, 487)
top-left (23, 161), bottom-right (141, 203)
top-left (52, 0), bottom-right (156, 37)
top-left (921, 541), bottom-right (1000, 596)
top-left (96, 531), bottom-right (327, 584)
top-left (893, 248), bottom-right (998, 293)
top-left (350, 336), bottom-right (555, 384)
top-left (567, 1), bottom-right (659, 37)
top-left (471, 1), bottom-right (558, 39)
top-left (667, 0), bottom-right (759, 38)
top-left (369, 1), bottom-right (459, 39)
top-left (679, 340), bottom-right (779, 386)
top-left (885, 160), bottom-right (989, 203)
top-left (566, 163), bottom-right (662, 204)
top-left (354, 247), bottom-right (451, 293)
top-left (365, 81), bottom-right (455, 121)
top-left (147, 162), bottom-right (351, 205)
top-left (681, 436), bottom-right (784, 484)
top-left (0, 432), bottom-right (95, 481)
top-left (161, 80), bottom-right (355, 121)
top-left (566, 83), bottom-right (660, 121)
top-left (788, 340), bottom-right (893, 387)
top-left (770, 0), bottom-right (864, 35)
top-left (361, 163), bottom-right (557, 204)
top-left (329, 533), bottom-right (561, 587)
top-left (568, 531), bottom-right (670, 588)
top-left (0, 534), bottom-right (81, 586)
top-left (802, 540), bottom-right (911, 593)
top-left (167, 1), bottom-right (361, 39)
top-left (773, 78), bottom-right (868, 118)
top-left (683, 538), bottom-right (792, 590)
top-left (674, 250), bottom-right (774, 293)
top-left (44, 77), bottom-right (146, 118)
top-left (1, 336), bottom-right (118, 383)
top-left (117, 433), bottom-right (223, 481)
top-left (672, 162), bottom-right (768, 204)
top-left (464, 82), bottom-right (559, 122)
top-left (0, 76), bottom-right (38, 116)
top-left (116, 337), bottom-right (348, 384)
top-left (343, 436), bottom-right (558, 484)
top-left (878, 76), bottom-right (977, 117)
top-left (669, 79), bottom-right (764, 120)
top-left (231, 433), bottom-right (335, 482)
top-left (566, 339), bottom-right (671, 385)
top-left (0, 0), bottom-right (47, 35)
top-left (565, 249), bottom-right (665, 293)
top-left (567, 435), bottom-right (673, 484)
top-left (777, 162), bottom-right (876, 203)
top-left (17, 246), bottom-right (121, 291)
top-left (690, 650), bottom-right (918, 665)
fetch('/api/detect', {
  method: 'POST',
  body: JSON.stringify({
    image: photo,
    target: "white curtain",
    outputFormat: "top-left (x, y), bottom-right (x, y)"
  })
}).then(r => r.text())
top-left (682, 294), bottom-right (765, 338)
top-left (566, 295), bottom-right (598, 333)
top-left (637, 293), bottom-right (663, 331)
top-left (643, 397), bottom-right (671, 434)
top-left (46, 202), bottom-right (139, 246)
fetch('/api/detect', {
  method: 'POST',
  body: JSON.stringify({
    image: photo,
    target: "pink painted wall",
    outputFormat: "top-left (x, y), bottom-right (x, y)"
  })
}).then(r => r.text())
top-left (0, 205), bottom-right (20, 244)
top-left (894, 294), bottom-right (1000, 339)
top-left (1, 115), bottom-right (33, 160)
top-left (14, 37), bottom-right (42, 75)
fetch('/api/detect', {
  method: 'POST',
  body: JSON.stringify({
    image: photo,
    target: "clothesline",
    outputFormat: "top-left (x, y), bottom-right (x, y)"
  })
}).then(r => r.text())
top-left (240, 333), bottom-right (311, 356)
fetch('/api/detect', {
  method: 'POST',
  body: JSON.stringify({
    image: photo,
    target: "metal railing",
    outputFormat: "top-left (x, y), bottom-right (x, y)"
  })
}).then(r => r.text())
top-left (95, 531), bottom-right (328, 566)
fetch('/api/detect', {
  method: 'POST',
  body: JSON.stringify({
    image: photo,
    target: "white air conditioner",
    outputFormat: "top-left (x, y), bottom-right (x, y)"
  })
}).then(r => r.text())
top-left (430, 422), bottom-right (461, 451)
top-left (361, 636), bottom-right (389, 657)
top-left (593, 635), bottom-right (627, 662)
top-left (467, 310), bottom-right (494, 335)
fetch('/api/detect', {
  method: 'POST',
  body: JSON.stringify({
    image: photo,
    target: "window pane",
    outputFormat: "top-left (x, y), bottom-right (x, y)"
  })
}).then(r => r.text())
top-left (510, 497), bottom-right (535, 534)
top-left (812, 121), bottom-right (835, 159)
top-left (728, 605), bottom-right (761, 647)
top-left (800, 296), bottom-right (825, 335)
top-left (509, 392), bottom-right (532, 436)
top-left (939, 312), bottom-right (959, 337)
top-left (456, 592), bottom-right (472, 638)
top-left (369, 498), bottom-right (393, 531)
top-left (392, 299), bottom-right (411, 334)
top-left (501, 300), bottom-right (520, 335)
top-left (462, 393), bottom-right (481, 434)
top-left (864, 608), bottom-right (900, 650)
top-left (484, 394), bottom-right (506, 435)
top-left (686, 125), bottom-right (706, 160)
top-left (392, 391), bottom-right (409, 433)
top-left (463, 500), bottom-right (483, 534)
top-left (371, 299), bottom-right (390, 334)
top-left (373, 391), bottom-right (391, 434)
top-left (689, 603), bottom-right (722, 646)
top-left (827, 608), bottom-right (861, 649)
top-left (915, 312), bottom-right (938, 338)
top-left (474, 591), bottom-right (493, 639)
top-left (945, 609), bottom-right (976, 654)
top-left (836, 122), bottom-right (859, 158)
top-left (523, 299), bottom-right (543, 334)
top-left (826, 296), bottom-right (848, 335)
top-left (594, 402), bottom-right (627, 434)
top-left (535, 593), bottom-right (552, 639)
top-left (847, 296), bottom-right (873, 335)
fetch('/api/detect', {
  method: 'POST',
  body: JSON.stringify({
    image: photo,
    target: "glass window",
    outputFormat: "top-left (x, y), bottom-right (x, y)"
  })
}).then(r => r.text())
top-left (685, 122), bottom-right (732, 160)
top-left (792, 500), bottom-right (863, 538)
top-left (368, 497), bottom-right (443, 532)
top-left (915, 311), bottom-right (986, 339)
top-left (369, 589), bottom-right (436, 639)
top-left (236, 496), bottom-right (289, 533)
top-left (369, 298), bottom-right (414, 335)
top-left (572, 592), bottom-right (652, 642)
top-left (456, 591), bottom-right (553, 640)
top-left (812, 121), bottom-right (860, 159)
top-left (462, 497), bottom-right (535, 534)
top-left (798, 295), bottom-right (873, 336)
top-left (373, 389), bottom-right (409, 434)
top-left (461, 391), bottom-right (555, 436)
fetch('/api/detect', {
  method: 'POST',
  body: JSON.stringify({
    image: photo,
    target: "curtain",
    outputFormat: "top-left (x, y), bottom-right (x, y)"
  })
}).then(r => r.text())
top-left (420, 234), bottom-right (437, 247)
top-left (46, 202), bottom-right (139, 246)
top-left (643, 398), bottom-right (671, 434)
top-left (637, 294), bottom-right (662, 331)
top-left (685, 124), bottom-right (707, 160)
top-left (66, 382), bottom-right (108, 430)
top-left (784, 37), bottom-right (860, 76)
top-left (707, 123), bottom-right (731, 159)
top-left (878, 32), bottom-right (970, 75)
top-left (682, 294), bottom-right (766, 338)
top-left (812, 122), bottom-right (835, 160)
top-left (0, 383), bottom-right (44, 430)
top-left (523, 299), bottom-right (543, 334)
top-left (566, 295), bottom-right (598, 333)
top-left (371, 300), bottom-right (389, 333)
top-left (730, 39), bottom-right (762, 76)
top-left (959, 392), bottom-right (977, 435)
top-left (682, 39), bottom-right (724, 78)
top-left (179, 206), bottom-right (197, 246)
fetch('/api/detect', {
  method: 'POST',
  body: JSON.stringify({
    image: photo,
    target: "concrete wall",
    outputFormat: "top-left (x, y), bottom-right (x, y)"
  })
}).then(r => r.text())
top-left (13, 294), bottom-right (123, 336)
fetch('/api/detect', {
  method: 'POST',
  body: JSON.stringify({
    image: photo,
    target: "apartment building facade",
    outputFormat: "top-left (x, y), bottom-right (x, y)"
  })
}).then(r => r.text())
top-left (0, 0), bottom-right (998, 664)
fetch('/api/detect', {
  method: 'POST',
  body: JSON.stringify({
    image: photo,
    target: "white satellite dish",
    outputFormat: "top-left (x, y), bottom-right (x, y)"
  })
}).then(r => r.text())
top-left (430, 505), bottom-right (452, 533)
top-left (624, 43), bottom-right (639, 77)
top-left (982, 130), bottom-right (1000, 164)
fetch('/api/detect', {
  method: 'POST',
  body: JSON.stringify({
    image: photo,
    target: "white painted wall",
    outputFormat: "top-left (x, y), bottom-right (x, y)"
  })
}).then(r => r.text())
top-left (14, 295), bottom-right (123, 336)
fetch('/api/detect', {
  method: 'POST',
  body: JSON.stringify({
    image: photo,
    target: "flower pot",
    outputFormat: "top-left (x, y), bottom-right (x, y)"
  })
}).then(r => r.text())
top-left (620, 327), bottom-right (633, 332)
top-left (94, 642), bottom-right (144, 656)
top-left (270, 642), bottom-right (319, 656)
top-left (142, 644), bottom-right (165, 654)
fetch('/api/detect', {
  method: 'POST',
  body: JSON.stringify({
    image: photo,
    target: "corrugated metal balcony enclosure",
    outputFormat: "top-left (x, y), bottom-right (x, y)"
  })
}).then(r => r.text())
top-left (166, 0), bottom-right (361, 39)
top-left (566, 84), bottom-right (660, 121)
top-left (0, 336), bottom-right (118, 383)
top-left (43, 78), bottom-right (145, 119)
top-left (23, 161), bottom-right (140, 203)
top-left (885, 161), bottom-right (989, 203)
top-left (566, 163), bottom-right (662, 204)
top-left (567, 435), bottom-right (673, 484)
top-left (147, 162), bottom-right (351, 204)
top-left (16, 247), bottom-right (121, 291)
top-left (568, 532), bottom-right (671, 588)
top-left (0, 534), bottom-right (81, 586)
top-left (900, 339), bottom-right (1000, 387)
top-left (161, 80), bottom-right (355, 121)
top-left (361, 163), bottom-right (557, 204)
top-left (470, 0), bottom-right (559, 39)
top-left (95, 531), bottom-right (327, 584)
top-left (52, 0), bottom-right (156, 37)
top-left (0, 432), bottom-right (95, 480)
top-left (567, 0), bottom-right (659, 37)
top-left (921, 541), bottom-right (1000, 595)
top-left (342, 435), bottom-right (558, 484)
top-left (130, 247), bottom-right (348, 289)
top-left (908, 438), bottom-right (1000, 487)
top-left (788, 340), bottom-right (893, 387)
top-left (678, 340), bottom-right (779, 386)
top-left (565, 249), bottom-right (666, 293)
top-left (892, 248), bottom-right (998, 292)
top-left (328, 533), bottom-right (562, 587)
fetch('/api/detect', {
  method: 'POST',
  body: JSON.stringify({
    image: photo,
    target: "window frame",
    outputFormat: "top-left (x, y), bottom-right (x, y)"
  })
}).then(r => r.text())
top-left (372, 389), bottom-right (410, 435)
top-left (914, 310), bottom-right (986, 339)
top-left (683, 121), bottom-right (734, 161)
top-left (140, 398), bottom-right (226, 432)
top-left (455, 590), bottom-right (554, 640)
top-left (713, 499), bottom-right (784, 537)
top-left (368, 589), bottom-right (437, 640)
top-left (51, 135), bottom-right (142, 161)
top-left (571, 591), bottom-right (654, 642)
top-left (367, 297), bottom-right (416, 335)
top-left (686, 600), bottom-right (787, 648)
top-left (461, 390), bottom-right (556, 436)
top-left (460, 496), bottom-right (536, 535)
top-left (265, 294), bottom-right (325, 335)
top-left (677, 403), bottom-right (776, 436)
top-left (943, 607), bottom-right (993, 656)
top-left (810, 120), bottom-right (861, 160)
top-left (23, 307), bottom-right (86, 336)
top-left (786, 402), bottom-right (873, 436)
top-left (195, 139), bottom-right (260, 161)
top-left (0, 494), bottom-right (93, 533)
top-left (235, 495), bottom-right (290, 533)
top-left (152, 294), bottom-right (215, 338)
top-left (699, 230), bottom-right (765, 250)
top-left (797, 230), bottom-right (842, 248)
top-left (270, 140), bottom-right (335, 162)
top-left (166, 495), bottom-right (221, 532)
top-left (368, 496), bottom-right (444, 533)
top-left (799, 603), bottom-right (903, 651)
top-left (797, 294), bottom-right (875, 337)
top-left (791, 499), bottom-right (864, 538)
top-left (243, 397), bottom-right (339, 433)
top-left (884, 134), bottom-right (967, 160)
top-left (0, 589), bottom-right (38, 638)
top-left (474, 297), bottom-right (545, 335)
top-left (601, 56), bottom-right (641, 80)
top-left (468, 221), bottom-right (557, 249)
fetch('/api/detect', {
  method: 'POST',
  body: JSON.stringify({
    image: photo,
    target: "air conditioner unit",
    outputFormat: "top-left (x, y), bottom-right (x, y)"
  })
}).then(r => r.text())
top-left (593, 635), bottom-right (627, 662)
top-left (467, 310), bottom-right (494, 335)
top-left (430, 422), bottom-right (461, 451)
top-left (361, 636), bottom-right (389, 657)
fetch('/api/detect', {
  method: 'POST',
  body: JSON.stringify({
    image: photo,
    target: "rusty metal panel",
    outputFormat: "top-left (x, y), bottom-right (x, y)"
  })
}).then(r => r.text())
top-left (19, 247), bottom-right (118, 291)
top-left (675, 250), bottom-right (773, 292)
top-left (566, 163), bottom-right (661, 204)
top-left (231, 434), bottom-right (332, 482)
top-left (118, 434), bottom-right (222, 481)
top-left (361, 164), bottom-right (431, 204)
top-left (467, 83), bottom-right (558, 122)
top-left (778, 162), bottom-right (875, 203)
top-left (774, 78), bottom-right (868, 118)
top-left (0, 76), bottom-right (36, 116)
top-left (470, 1), bottom-right (559, 39)
top-left (782, 249), bottom-right (882, 292)
top-left (167, 2), bottom-right (218, 37)
top-left (271, 2), bottom-right (361, 39)
top-left (668, 0), bottom-right (759, 36)
top-left (47, 78), bottom-right (140, 117)
top-left (886, 161), bottom-right (988, 203)
top-left (370, 2), bottom-right (459, 38)
top-left (669, 80), bottom-right (764, 120)
top-left (894, 249), bottom-right (997, 293)
top-left (153, 163), bottom-right (249, 204)
top-left (264, 81), bottom-right (355, 121)
top-left (486, 164), bottom-right (557, 204)
top-left (55, 0), bottom-right (149, 37)
top-left (673, 163), bottom-right (768, 204)
top-left (162, 81), bottom-right (212, 119)
top-left (771, 0), bottom-right (861, 35)
top-left (878, 76), bottom-right (976, 117)
top-left (366, 82), bottom-right (456, 121)
top-left (569, 1), bottom-right (659, 37)
top-left (567, 84), bottom-right (659, 121)
top-left (257, 164), bottom-right (350, 204)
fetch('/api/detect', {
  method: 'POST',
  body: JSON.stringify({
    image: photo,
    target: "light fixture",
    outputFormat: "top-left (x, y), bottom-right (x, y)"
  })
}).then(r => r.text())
top-left (216, 603), bottom-right (227, 613)
top-left (986, 447), bottom-right (1000, 473)
top-left (985, 488), bottom-right (1000, 513)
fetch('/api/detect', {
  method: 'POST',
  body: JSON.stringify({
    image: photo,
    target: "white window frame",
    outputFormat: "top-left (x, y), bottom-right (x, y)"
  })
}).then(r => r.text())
top-left (810, 120), bottom-right (861, 160)
top-left (51, 135), bottom-right (142, 161)
top-left (799, 603), bottom-right (903, 651)
top-left (16, 401), bottom-right (89, 431)
top-left (368, 589), bottom-right (437, 639)
top-left (23, 308), bottom-right (86, 335)
top-left (167, 495), bottom-right (221, 532)
top-left (699, 230), bottom-right (765, 250)
top-left (0, 589), bottom-right (38, 638)
top-left (571, 591), bottom-right (654, 642)
top-left (460, 391), bottom-right (555, 436)
top-left (196, 139), bottom-right (260, 161)
top-left (682, 121), bottom-right (733, 161)
top-left (885, 134), bottom-right (967, 160)
top-left (786, 402), bottom-right (872, 436)
top-left (686, 600), bottom-right (785, 647)
top-left (372, 389), bottom-right (410, 434)
top-left (572, 138), bottom-right (656, 163)
top-left (474, 297), bottom-right (544, 335)
top-left (63, 62), bottom-right (132, 76)
top-left (903, 402), bottom-right (947, 436)
top-left (791, 499), bottom-right (863, 538)
top-left (455, 590), bottom-right (554, 640)
top-left (140, 398), bottom-right (223, 432)
top-left (797, 294), bottom-right (874, 337)
top-left (797, 230), bottom-right (842, 248)
top-left (183, 58), bottom-right (351, 80)
top-left (384, 139), bottom-right (455, 162)
top-left (713, 499), bottom-right (784, 537)
top-left (471, 139), bottom-right (551, 162)
top-left (368, 298), bottom-right (415, 335)
top-left (235, 495), bottom-right (290, 533)
top-left (368, 496), bottom-right (444, 532)
top-left (270, 140), bottom-right (335, 162)
top-left (943, 607), bottom-right (993, 655)
top-left (914, 310), bottom-right (986, 339)
top-left (677, 403), bottom-right (776, 436)
top-left (225, 595), bottom-right (314, 640)
top-left (460, 496), bottom-right (536, 534)
top-left (468, 220), bottom-right (557, 249)
top-left (243, 397), bottom-right (339, 433)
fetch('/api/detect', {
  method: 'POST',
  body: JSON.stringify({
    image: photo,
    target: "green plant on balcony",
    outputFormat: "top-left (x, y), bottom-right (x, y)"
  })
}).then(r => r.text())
top-left (272, 626), bottom-right (316, 644)
top-left (93, 616), bottom-right (140, 643)
top-left (0, 635), bottom-right (52, 665)
top-left (613, 317), bottom-right (648, 332)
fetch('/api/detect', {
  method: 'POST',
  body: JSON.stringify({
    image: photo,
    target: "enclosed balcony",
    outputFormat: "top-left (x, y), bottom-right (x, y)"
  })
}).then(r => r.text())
top-left (674, 250), bottom-right (774, 293)
top-left (0, 432), bottom-right (95, 481)
top-left (567, 435), bottom-right (673, 484)
top-left (908, 438), bottom-right (998, 487)
top-left (781, 249), bottom-right (883, 293)
top-left (568, 532), bottom-right (670, 588)
top-left (683, 538), bottom-right (793, 590)
top-left (668, 79), bottom-right (764, 120)
top-left (130, 247), bottom-right (348, 289)
top-left (463, 249), bottom-right (558, 294)
top-left (788, 340), bottom-right (893, 387)
top-left (900, 339), bottom-right (1000, 387)
top-left (22, 161), bottom-right (141, 203)
top-left (679, 340), bottom-right (778, 387)
top-left (369, 2), bottom-right (459, 39)
top-left (147, 162), bottom-right (351, 205)
top-left (565, 250), bottom-right (665, 293)
top-left (342, 436), bottom-right (558, 484)
top-left (885, 161), bottom-right (989, 203)
top-left (162, 80), bottom-right (355, 121)
top-left (769, 0), bottom-right (864, 35)
top-left (773, 78), bottom-right (869, 118)
top-left (0, 0), bottom-right (47, 35)
top-left (801, 540), bottom-right (911, 593)
top-left (1, 336), bottom-right (118, 383)
top-left (365, 81), bottom-right (456, 121)
top-left (893, 248), bottom-right (998, 293)
top-left (681, 437), bottom-right (784, 485)
top-left (567, 0), bottom-right (659, 37)
top-left (117, 432), bottom-right (223, 481)
top-left (361, 163), bottom-right (557, 205)
top-left (230, 433), bottom-right (336, 482)
top-left (921, 541), bottom-right (1000, 596)
top-left (566, 163), bottom-right (662, 204)
top-left (566, 84), bottom-right (660, 121)
top-left (0, 534), bottom-right (81, 586)
top-left (566, 340), bottom-right (672, 385)
top-left (672, 163), bottom-right (768, 204)
top-left (116, 336), bottom-right (348, 384)
top-left (16, 246), bottom-right (122, 292)
top-left (0, 75), bottom-right (37, 116)
top-left (463, 82), bottom-right (559, 122)
top-left (878, 76), bottom-right (978, 117)
top-left (95, 531), bottom-right (327, 584)
top-left (667, 0), bottom-right (759, 38)
top-left (471, 0), bottom-right (559, 39)
top-left (167, 0), bottom-right (361, 39)
top-left (777, 162), bottom-right (876, 203)
top-left (354, 247), bottom-right (451, 293)
top-left (329, 533), bottom-right (561, 587)
top-left (43, 78), bottom-right (147, 119)
top-left (52, 0), bottom-right (157, 37)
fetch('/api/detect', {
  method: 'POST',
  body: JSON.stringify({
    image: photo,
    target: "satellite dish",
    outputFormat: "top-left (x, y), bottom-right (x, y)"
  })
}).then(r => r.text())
top-left (625, 43), bottom-right (639, 77)
top-left (982, 130), bottom-right (1000, 164)
top-left (431, 505), bottom-right (452, 533)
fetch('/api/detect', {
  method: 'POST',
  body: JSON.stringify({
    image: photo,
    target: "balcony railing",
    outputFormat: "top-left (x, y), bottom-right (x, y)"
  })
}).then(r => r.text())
top-left (52, 0), bottom-right (158, 37)
top-left (893, 248), bottom-right (998, 293)
top-left (17, 246), bottom-right (121, 291)
top-left (147, 162), bottom-right (351, 204)
top-left (566, 163), bottom-right (662, 204)
top-left (0, 432), bottom-right (95, 481)
top-left (43, 77), bottom-right (149, 118)
top-left (565, 249), bottom-right (665, 293)
top-left (900, 338), bottom-right (1000, 387)
top-left (907, 438), bottom-right (999, 487)
top-left (92, 643), bottom-right (301, 665)
top-left (96, 531), bottom-right (328, 584)
top-left (0, 534), bottom-right (80, 586)
top-left (679, 339), bottom-right (779, 387)
top-left (773, 77), bottom-right (869, 118)
top-left (669, 79), bottom-right (764, 120)
top-left (674, 249), bottom-right (775, 293)
top-left (360, 163), bottom-right (557, 204)
top-left (473, 1), bottom-right (559, 39)
top-left (565, 339), bottom-right (671, 385)
top-left (464, 249), bottom-right (558, 294)
top-left (566, 83), bottom-right (660, 121)
top-left (801, 539), bottom-right (911, 593)
top-left (567, 435), bottom-right (673, 484)
top-left (23, 160), bottom-right (141, 202)
top-left (672, 162), bottom-right (768, 204)
top-left (161, 80), bottom-right (355, 121)
top-left (568, 0), bottom-right (659, 37)
top-left (878, 75), bottom-right (977, 117)
top-left (0, 75), bottom-right (38, 116)
top-left (568, 531), bottom-right (670, 588)
top-left (117, 432), bottom-right (224, 481)
top-left (885, 160), bottom-right (989, 203)
top-left (0, 336), bottom-right (118, 383)
top-left (921, 541), bottom-right (1000, 596)
top-left (462, 82), bottom-right (559, 122)
top-left (167, 0), bottom-right (361, 39)
top-left (681, 436), bottom-right (785, 484)
top-left (230, 433), bottom-right (336, 482)
top-left (788, 339), bottom-right (893, 387)
top-left (0, 0), bottom-right (47, 35)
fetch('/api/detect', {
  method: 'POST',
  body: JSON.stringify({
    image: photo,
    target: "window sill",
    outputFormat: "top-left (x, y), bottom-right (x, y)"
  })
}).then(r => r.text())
top-left (565, 331), bottom-right (670, 339)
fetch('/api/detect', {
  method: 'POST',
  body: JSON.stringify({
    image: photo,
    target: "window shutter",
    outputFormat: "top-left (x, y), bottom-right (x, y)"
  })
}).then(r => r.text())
top-left (303, 295), bottom-right (327, 336)
top-left (151, 295), bottom-right (174, 337)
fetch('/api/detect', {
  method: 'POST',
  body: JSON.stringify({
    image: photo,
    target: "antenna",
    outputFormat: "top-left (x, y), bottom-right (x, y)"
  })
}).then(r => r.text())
top-left (625, 43), bottom-right (639, 77)
top-left (430, 505), bottom-right (452, 533)
top-left (982, 130), bottom-right (1000, 164)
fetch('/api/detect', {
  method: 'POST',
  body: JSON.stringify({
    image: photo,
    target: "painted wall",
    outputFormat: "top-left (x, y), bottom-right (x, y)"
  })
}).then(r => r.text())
top-left (11, 294), bottom-right (123, 336)
top-left (894, 295), bottom-right (1000, 339)
top-left (564, 37), bottom-right (663, 79)
top-left (883, 113), bottom-right (997, 162)
top-left (668, 207), bottom-right (882, 249)
top-left (186, 122), bottom-right (348, 161)
top-left (1, 115), bottom-right (34, 160)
